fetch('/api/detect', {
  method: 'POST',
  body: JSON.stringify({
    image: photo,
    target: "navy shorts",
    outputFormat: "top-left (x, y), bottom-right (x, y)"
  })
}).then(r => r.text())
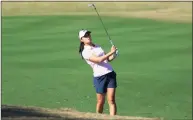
top-left (93, 71), bottom-right (117, 94)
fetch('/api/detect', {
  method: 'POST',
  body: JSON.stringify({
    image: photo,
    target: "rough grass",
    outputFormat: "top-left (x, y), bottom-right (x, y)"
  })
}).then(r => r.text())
top-left (2, 2), bottom-right (192, 23)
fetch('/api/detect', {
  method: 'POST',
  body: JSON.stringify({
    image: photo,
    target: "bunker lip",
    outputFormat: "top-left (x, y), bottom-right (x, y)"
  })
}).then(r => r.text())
top-left (2, 104), bottom-right (162, 120)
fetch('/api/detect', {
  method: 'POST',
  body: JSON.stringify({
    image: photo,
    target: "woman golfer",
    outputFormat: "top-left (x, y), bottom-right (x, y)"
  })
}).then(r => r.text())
top-left (78, 29), bottom-right (118, 115)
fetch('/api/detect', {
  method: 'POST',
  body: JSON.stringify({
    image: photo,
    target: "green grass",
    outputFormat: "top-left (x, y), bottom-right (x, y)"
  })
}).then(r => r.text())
top-left (2, 15), bottom-right (192, 120)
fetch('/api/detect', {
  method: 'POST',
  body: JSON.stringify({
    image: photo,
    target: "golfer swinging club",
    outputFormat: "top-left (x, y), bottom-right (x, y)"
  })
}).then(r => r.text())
top-left (78, 29), bottom-right (118, 115)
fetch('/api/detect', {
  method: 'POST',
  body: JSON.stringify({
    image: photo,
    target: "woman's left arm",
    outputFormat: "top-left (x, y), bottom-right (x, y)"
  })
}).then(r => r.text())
top-left (104, 46), bottom-right (117, 62)
top-left (107, 54), bottom-right (116, 62)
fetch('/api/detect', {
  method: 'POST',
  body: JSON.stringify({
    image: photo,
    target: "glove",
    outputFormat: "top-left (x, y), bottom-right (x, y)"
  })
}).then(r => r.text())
top-left (113, 49), bottom-right (119, 58)
top-left (116, 49), bottom-right (119, 56)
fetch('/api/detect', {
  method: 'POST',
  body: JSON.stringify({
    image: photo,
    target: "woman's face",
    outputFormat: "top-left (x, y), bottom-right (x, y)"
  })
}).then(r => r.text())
top-left (81, 32), bottom-right (92, 44)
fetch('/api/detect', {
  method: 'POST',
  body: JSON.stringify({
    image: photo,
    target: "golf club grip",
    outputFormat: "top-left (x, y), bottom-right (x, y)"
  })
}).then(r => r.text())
top-left (109, 40), bottom-right (114, 46)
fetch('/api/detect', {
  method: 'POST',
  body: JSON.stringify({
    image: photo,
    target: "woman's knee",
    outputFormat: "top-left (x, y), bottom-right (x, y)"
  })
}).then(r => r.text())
top-left (108, 98), bottom-right (116, 105)
top-left (96, 94), bottom-right (105, 105)
top-left (97, 99), bottom-right (105, 105)
top-left (107, 88), bottom-right (116, 105)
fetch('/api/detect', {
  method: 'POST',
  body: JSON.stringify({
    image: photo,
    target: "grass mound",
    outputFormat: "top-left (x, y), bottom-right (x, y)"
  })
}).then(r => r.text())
top-left (2, 105), bottom-right (161, 120)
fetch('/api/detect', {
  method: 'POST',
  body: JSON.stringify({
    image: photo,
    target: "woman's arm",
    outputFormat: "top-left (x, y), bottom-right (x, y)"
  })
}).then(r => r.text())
top-left (108, 54), bottom-right (116, 62)
top-left (88, 46), bottom-right (117, 64)
top-left (89, 51), bottom-right (115, 63)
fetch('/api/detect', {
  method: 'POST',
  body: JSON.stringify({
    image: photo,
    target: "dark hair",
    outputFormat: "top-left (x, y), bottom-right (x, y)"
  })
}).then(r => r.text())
top-left (79, 42), bottom-right (84, 59)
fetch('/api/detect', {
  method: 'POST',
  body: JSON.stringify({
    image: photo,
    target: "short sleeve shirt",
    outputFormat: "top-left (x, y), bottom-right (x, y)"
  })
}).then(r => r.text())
top-left (82, 45), bottom-right (113, 77)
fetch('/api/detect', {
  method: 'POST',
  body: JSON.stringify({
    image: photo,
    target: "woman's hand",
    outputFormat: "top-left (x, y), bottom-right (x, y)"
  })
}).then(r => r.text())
top-left (111, 45), bottom-right (117, 53)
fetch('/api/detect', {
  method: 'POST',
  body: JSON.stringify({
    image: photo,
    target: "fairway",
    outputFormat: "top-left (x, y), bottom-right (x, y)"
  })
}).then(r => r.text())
top-left (2, 2), bottom-right (192, 120)
top-left (2, 15), bottom-right (192, 120)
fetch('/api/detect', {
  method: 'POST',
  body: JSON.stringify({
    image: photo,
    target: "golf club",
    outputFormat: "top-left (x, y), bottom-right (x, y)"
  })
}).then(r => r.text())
top-left (88, 3), bottom-right (114, 46)
top-left (88, 3), bottom-right (118, 56)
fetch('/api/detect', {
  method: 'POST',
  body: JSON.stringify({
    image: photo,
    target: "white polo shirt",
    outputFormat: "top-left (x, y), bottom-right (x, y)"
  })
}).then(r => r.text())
top-left (82, 45), bottom-right (113, 77)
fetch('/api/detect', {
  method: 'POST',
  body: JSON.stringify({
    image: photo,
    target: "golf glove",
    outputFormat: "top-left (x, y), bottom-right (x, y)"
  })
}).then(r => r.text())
top-left (113, 49), bottom-right (119, 58)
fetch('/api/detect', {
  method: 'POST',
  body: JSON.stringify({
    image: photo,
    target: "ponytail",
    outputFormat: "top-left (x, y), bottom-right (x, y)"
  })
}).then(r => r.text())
top-left (79, 42), bottom-right (84, 59)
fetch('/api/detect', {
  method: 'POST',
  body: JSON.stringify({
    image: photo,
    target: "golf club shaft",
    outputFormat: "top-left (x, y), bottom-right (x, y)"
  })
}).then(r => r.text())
top-left (91, 5), bottom-right (114, 46)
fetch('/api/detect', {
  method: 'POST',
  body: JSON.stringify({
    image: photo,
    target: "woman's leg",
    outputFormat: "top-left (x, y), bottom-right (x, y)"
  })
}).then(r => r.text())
top-left (96, 93), bottom-right (106, 113)
top-left (107, 88), bottom-right (117, 115)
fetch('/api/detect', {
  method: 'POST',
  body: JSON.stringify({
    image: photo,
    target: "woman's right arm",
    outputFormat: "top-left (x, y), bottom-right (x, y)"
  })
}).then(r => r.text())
top-left (88, 46), bottom-right (117, 63)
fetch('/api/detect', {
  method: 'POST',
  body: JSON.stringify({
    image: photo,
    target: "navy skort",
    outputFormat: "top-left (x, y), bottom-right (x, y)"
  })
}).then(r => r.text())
top-left (93, 71), bottom-right (117, 94)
